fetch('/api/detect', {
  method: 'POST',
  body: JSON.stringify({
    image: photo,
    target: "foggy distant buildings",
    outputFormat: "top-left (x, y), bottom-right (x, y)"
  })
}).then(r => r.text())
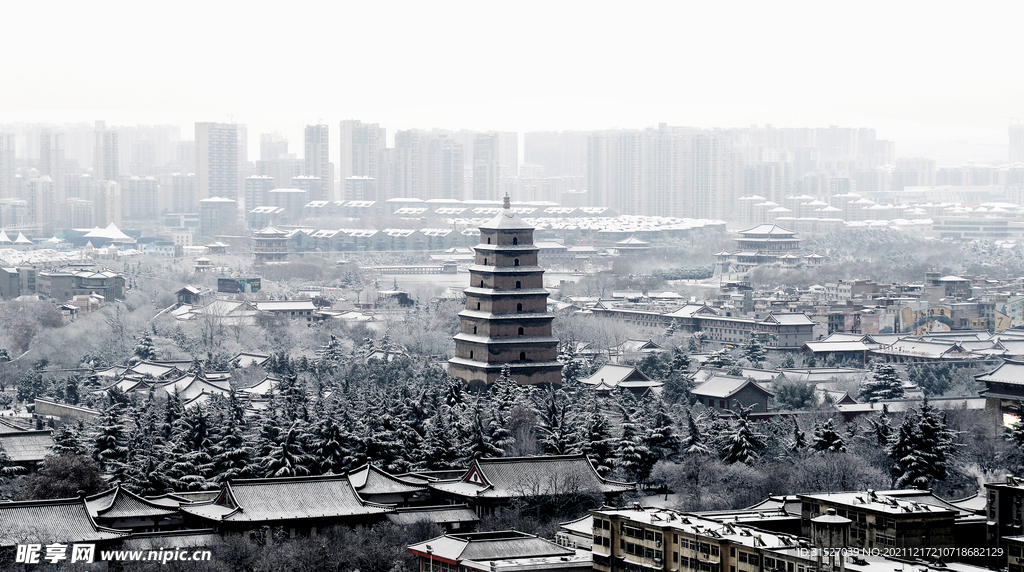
top-left (1011, 125), bottom-right (1024, 163)
top-left (339, 120), bottom-right (385, 197)
top-left (304, 124), bottom-right (332, 199)
top-left (195, 122), bottom-right (243, 203)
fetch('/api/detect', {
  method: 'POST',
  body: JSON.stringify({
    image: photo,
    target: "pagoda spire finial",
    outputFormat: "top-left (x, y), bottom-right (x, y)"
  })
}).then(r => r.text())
top-left (503, 193), bottom-right (511, 209)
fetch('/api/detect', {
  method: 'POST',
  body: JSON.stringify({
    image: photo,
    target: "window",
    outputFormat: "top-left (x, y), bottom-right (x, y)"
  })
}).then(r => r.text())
top-left (477, 302), bottom-right (481, 310)
top-left (480, 280), bottom-right (484, 288)
top-left (483, 258), bottom-right (487, 265)
top-left (487, 237), bottom-right (491, 244)
top-left (517, 303), bottom-right (523, 312)
top-left (520, 352), bottom-right (526, 361)
top-left (512, 237), bottom-right (518, 245)
top-left (473, 326), bottom-right (477, 334)
top-left (514, 258), bottom-right (519, 266)
top-left (516, 281), bottom-right (521, 289)
top-left (469, 351), bottom-right (473, 359)
top-left (518, 327), bottom-right (524, 336)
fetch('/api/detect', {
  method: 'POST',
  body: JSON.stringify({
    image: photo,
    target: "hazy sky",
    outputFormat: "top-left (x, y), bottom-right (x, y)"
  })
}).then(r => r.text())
top-left (3, 1), bottom-right (1021, 165)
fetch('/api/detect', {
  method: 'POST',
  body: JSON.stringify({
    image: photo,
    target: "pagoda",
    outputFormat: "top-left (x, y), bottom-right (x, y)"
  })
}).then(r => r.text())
top-left (449, 195), bottom-right (562, 387)
top-left (252, 225), bottom-right (289, 265)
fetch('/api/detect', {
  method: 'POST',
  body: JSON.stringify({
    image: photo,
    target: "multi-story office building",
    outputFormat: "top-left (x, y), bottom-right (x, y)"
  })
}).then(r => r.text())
top-left (195, 122), bottom-right (241, 202)
top-left (304, 124), bottom-right (332, 198)
top-left (0, 133), bottom-right (14, 200)
top-left (93, 120), bottom-right (119, 182)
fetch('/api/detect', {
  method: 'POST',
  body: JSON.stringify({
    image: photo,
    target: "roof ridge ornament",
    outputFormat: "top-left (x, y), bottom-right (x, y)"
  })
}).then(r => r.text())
top-left (503, 194), bottom-right (511, 209)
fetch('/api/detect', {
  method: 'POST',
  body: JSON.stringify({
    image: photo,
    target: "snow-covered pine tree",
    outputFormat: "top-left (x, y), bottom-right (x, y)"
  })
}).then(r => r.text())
top-left (721, 403), bottom-right (765, 464)
top-left (790, 416), bottom-right (807, 453)
top-left (260, 421), bottom-right (315, 478)
top-left (861, 363), bottom-right (905, 402)
top-left (614, 405), bottom-right (652, 482)
top-left (682, 411), bottom-right (711, 456)
top-left (811, 418), bottom-right (846, 453)
top-left (579, 407), bottom-right (617, 476)
top-left (742, 333), bottom-right (766, 366)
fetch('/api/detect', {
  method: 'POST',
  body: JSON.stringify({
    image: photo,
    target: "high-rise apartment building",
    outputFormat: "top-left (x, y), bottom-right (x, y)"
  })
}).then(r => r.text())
top-left (305, 124), bottom-right (332, 198)
top-left (195, 122), bottom-right (241, 202)
top-left (524, 131), bottom-right (588, 177)
top-left (167, 173), bottom-right (196, 214)
top-left (93, 121), bottom-right (119, 182)
top-left (473, 134), bottom-right (501, 201)
top-left (892, 157), bottom-right (936, 191)
top-left (39, 131), bottom-right (66, 205)
top-left (290, 175), bottom-right (323, 202)
top-left (0, 133), bottom-right (14, 200)
top-left (121, 176), bottom-right (159, 221)
top-left (244, 175), bottom-right (276, 212)
top-left (1011, 125), bottom-right (1024, 164)
top-left (339, 120), bottom-right (384, 193)
top-left (260, 133), bottom-right (288, 161)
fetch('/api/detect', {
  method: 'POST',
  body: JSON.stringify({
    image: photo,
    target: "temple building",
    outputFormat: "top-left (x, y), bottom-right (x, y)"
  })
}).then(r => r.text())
top-left (715, 223), bottom-right (823, 271)
top-left (449, 195), bottom-right (563, 386)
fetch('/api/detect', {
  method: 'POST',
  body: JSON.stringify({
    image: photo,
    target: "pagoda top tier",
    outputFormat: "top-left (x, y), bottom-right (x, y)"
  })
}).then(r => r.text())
top-left (479, 194), bottom-right (534, 231)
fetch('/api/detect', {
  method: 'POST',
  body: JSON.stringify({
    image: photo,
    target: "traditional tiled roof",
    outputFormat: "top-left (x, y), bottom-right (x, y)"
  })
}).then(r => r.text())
top-left (86, 485), bottom-right (180, 520)
top-left (693, 374), bottom-right (774, 399)
top-left (0, 430), bottom-right (53, 464)
top-left (348, 464), bottom-right (427, 496)
top-left (977, 359), bottom-right (1024, 385)
top-left (122, 529), bottom-right (220, 550)
top-left (408, 531), bottom-right (574, 562)
top-left (431, 455), bottom-right (634, 499)
top-left (0, 498), bottom-right (128, 547)
top-left (387, 505), bottom-right (480, 526)
top-left (183, 475), bottom-right (392, 524)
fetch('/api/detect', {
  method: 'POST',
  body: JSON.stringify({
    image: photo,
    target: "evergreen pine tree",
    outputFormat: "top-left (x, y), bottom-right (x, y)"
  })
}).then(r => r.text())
top-left (579, 407), bottom-right (617, 476)
top-left (682, 411), bottom-right (712, 456)
top-left (811, 418), bottom-right (846, 452)
top-left (535, 385), bottom-right (577, 455)
top-left (487, 406), bottom-right (515, 457)
top-left (790, 416), bottom-right (807, 453)
top-left (464, 404), bottom-right (502, 461)
top-left (868, 405), bottom-right (892, 446)
top-left (560, 343), bottom-right (585, 388)
top-left (645, 399), bottom-right (681, 462)
top-left (721, 403), bottom-right (765, 464)
top-left (52, 423), bottom-right (86, 456)
top-left (93, 401), bottom-right (129, 474)
top-left (133, 333), bottom-right (157, 362)
top-left (261, 421), bottom-right (315, 478)
top-left (861, 363), bottom-right (905, 402)
top-left (742, 333), bottom-right (766, 366)
top-left (614, 405), bottom-right (652, 482)
top-left (422, 406), bottom-right (467, 469)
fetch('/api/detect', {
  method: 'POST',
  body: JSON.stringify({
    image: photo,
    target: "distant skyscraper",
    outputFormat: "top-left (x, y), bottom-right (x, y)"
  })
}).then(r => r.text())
top-left (121, 176), bottom-right (159, 221)
top-left (93, 121), bottom-right (119, 182)
top-left (290, 175), bottom-right (323, 202)
top-left (473, 134), bottom-right (500, 200)
top-left (195, 122), bottom-right (241, 202)
top-left (244, 175), bottom-right (276, 212)
top-left (305, 124), bottom-right (332, 198)
top-left (0, 133), bottom-right (14, 200)
top-left (39, 131), bottom-right (66, 208)
top-left (1011, 125), bottom-right (1024, 163)
top-left (260, 133), bottom-right (288, 161)
top-left (524, 131), bottom-right (588, 177)
top-left (168, 173), bottom-right (196, 214)
top-left (339, 120), bottom-right (384, 194)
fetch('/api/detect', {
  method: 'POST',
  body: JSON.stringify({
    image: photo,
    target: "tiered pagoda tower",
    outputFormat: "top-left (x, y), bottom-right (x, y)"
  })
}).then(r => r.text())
top-left (449, 195), bottom-right (562, 387)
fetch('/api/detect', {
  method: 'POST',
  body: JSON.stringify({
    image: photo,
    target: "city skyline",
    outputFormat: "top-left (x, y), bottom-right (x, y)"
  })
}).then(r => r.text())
top-left (2, 2), bottom-right (1023, 165)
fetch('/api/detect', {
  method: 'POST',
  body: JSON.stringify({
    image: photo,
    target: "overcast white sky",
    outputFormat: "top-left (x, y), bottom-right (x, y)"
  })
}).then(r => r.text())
top-left (3, 1), bottom-right (1021, 165)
